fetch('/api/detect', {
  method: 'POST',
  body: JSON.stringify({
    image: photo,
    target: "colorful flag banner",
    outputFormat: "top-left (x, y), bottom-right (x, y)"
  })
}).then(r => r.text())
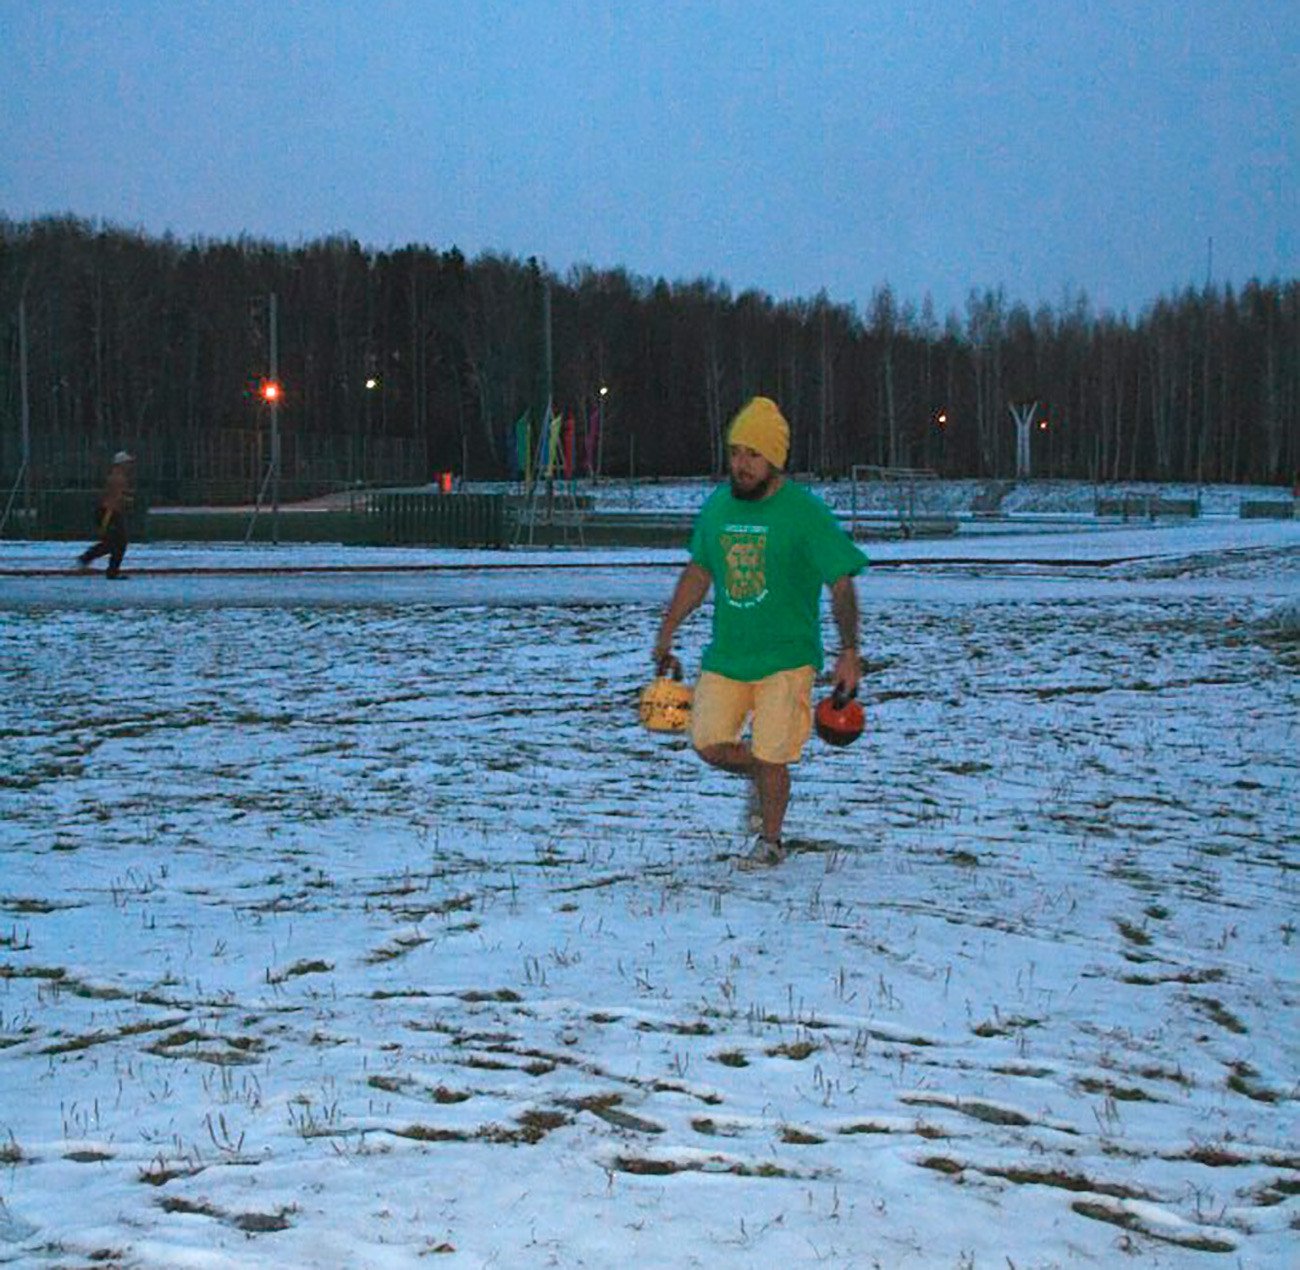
top-left (544, 410), bottom-right (564, 478)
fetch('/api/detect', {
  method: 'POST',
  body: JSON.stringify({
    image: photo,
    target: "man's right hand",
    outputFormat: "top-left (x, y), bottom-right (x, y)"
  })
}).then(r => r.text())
top-left (831, 648), bottom-right (862, 699)
top-left (653, 562), bottom-right (710, 678)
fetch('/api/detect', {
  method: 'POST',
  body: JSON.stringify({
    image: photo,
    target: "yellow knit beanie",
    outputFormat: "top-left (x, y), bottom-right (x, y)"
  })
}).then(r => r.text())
top-left (727, 397), bottom-right (790, 469)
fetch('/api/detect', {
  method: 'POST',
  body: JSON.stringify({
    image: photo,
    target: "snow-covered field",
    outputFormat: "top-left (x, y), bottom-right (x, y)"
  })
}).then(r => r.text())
top-left (1, 492), bottom-right (1298, 1268)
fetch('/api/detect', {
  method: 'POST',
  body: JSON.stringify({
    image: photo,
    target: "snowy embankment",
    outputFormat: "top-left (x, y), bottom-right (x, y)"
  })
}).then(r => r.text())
top-left (0, 507), bottom-right (1296, 1268)
top-left (581, 476), bottom-right (1293, 518)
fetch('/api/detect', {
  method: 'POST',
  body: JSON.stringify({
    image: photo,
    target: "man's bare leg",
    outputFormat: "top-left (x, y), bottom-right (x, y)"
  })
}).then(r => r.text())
top-left (698, 743), bottom-right (789, 842)
top-left (697, 741), bottom-right (751, 775)
top-left (753, 760), bottom-right (789, 842)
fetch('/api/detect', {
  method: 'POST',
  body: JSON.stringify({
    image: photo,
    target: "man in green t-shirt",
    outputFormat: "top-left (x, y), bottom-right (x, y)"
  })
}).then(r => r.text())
top-left (653, 397), bottom-right (868, 866)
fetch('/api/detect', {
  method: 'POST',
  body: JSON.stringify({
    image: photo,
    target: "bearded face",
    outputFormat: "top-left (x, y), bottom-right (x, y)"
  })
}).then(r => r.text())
top-left (728, 445), bottom-right (776, 501)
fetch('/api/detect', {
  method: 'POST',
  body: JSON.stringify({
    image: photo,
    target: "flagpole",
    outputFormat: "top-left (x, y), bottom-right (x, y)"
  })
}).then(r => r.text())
top-left (543, 280), bottom-right (553, 506)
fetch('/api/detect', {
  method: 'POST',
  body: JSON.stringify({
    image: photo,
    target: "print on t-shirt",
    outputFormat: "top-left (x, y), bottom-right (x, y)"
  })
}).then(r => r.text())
top-left (721, 523), bottom-right (769, 607)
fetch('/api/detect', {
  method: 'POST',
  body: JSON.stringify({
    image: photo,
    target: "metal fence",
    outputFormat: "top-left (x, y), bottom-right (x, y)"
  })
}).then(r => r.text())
top-left (367, 492), bottom-right (506, 546)
top-left (0, 429), bottom-right (433, 506)
top-left (1094, 495), bottom-right (1201, 519)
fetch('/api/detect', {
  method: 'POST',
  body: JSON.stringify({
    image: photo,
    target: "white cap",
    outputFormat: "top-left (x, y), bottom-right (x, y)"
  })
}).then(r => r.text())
top-left (112, 450), bottom-right (135, 464)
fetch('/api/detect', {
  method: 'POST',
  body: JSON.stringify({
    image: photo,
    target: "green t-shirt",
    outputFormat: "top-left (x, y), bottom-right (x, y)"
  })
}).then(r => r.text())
top-left (688, 481), bottom-right (869, 681)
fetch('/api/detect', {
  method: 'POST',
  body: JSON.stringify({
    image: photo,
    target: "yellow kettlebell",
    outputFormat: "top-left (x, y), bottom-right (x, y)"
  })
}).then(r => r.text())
top-left (639, 654), bottom-right (693, 733)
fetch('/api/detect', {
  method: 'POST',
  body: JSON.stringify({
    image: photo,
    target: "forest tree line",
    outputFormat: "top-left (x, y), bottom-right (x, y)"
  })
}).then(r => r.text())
top-left (2, 216), bottom-right (1297, 501)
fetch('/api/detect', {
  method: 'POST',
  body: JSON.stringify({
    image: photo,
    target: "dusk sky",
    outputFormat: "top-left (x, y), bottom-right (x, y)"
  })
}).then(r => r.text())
top-left (3, 0), bottom-right (1295, 320)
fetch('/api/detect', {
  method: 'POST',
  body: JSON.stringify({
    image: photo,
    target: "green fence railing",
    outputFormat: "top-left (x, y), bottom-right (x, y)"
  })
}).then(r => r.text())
top-left (30, 489), bottom-right (151, 542)
top-left (7, 489), bottom-right (506, 547)
top-left (1240, 500), bottom-right (1296, 519)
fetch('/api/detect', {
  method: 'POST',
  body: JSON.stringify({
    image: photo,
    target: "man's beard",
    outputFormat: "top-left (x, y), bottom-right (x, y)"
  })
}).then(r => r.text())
top-left (730, 472), bottom-right (773, 501)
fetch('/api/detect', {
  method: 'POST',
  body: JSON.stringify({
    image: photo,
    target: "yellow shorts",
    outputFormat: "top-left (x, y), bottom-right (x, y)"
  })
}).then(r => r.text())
top-left (690, 667), bottom-right (816, 766)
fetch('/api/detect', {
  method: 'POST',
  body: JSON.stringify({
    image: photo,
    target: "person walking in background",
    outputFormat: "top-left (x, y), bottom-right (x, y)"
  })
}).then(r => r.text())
top-left (77, 450), bottom-right (135, 578)
top-left (653, 398), bottom-right (868, 866)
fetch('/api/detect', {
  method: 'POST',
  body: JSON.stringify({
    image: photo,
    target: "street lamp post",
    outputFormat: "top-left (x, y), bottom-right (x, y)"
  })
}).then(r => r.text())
top-left (932, 408), bottom-right (948, 474)
top-left (364, 377), bottom-right (379, 487)
top-left (267, 293), bottom-right (280, 543)
top-left (18, 298), bottom-right (31, 537)
top-left (597, 384), bottom-right (609, 481)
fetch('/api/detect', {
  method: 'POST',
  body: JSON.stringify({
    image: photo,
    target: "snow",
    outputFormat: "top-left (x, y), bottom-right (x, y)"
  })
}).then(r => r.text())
top-left (1, 483), bottom-right (1298, 1268)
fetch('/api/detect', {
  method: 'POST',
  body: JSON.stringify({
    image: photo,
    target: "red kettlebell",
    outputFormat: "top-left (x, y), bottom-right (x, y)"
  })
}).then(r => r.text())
top-left (815, 683), bottom-right (865, 747)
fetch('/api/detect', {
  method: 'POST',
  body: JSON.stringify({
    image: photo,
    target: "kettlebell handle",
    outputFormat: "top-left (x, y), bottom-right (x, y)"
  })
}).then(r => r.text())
top-left (831, 682), bottom-right (858, 709)
top-left (657, 652), bottom-right (684, 681)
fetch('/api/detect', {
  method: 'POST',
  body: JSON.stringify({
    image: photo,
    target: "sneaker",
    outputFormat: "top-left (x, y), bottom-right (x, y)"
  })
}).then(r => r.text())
top-left (75, 557), bottom-right (91, 573)
top-left (738, 835), bottom-right (785, 869)
top-left (105, 572), bottom-right (129, 580)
